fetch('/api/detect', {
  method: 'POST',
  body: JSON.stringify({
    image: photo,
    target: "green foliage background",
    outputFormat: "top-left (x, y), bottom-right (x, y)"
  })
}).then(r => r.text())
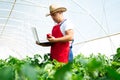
top-left (0, 48), bottom-right (120, 80)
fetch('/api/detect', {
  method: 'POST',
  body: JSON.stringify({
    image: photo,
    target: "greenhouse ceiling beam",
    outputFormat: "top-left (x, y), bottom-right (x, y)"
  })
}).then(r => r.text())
top-left (0, 0), bottom-right (16, 36)
top-left (74, 32), bottom-right (120, 46)
top-left (0, 0), bottom-right (47, 8)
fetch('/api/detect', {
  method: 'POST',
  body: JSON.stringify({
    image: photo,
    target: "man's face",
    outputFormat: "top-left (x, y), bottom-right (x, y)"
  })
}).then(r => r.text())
top-left (51, 12), bottom-right (61, 23)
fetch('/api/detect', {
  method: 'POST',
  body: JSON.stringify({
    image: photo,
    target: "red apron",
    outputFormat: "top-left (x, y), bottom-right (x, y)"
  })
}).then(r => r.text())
top-left (50, 24), bottom-right (69, 63)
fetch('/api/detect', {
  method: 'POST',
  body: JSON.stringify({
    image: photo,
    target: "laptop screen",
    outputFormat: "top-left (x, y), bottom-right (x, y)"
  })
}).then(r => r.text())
top-left (31, 27), bottom-right (49, 43)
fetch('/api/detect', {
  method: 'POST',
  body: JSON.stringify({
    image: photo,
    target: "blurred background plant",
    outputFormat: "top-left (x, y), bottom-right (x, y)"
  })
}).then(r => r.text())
top-left (0, 48), bottom-right (120, 80)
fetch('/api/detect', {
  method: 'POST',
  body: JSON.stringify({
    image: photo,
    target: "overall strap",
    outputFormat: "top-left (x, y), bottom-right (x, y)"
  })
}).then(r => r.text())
top-left (59, 19), bottom-right (67, 26)
top-left (70, 40), bottom-right (74, 48)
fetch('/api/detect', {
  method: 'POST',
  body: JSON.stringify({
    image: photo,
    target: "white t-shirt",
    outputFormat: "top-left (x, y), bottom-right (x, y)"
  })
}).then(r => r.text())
top-left (59, 19), bottom-right (74, 47)
top-left (60, 19), bottom-right (74, 36)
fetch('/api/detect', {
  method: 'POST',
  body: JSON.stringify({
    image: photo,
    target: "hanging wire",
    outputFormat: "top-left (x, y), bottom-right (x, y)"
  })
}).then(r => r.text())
top-left (0, 0), bottom-right (16, 36)
top-left (71, 0), bottom-right (109, 50)
top-left (102, 0), bottom-right (109, 33)
top-left (71, 0), bottom-right (109, 36)
top-left (71, 0), bottom-right (111, 49)
top-left (102, 0), bottom-right (115, 53)
top-left (71, 0), bottom-right (117, 53)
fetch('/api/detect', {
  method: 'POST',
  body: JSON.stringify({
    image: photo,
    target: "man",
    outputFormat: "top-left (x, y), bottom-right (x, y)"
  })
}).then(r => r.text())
top-left (36, 4), bottom-right (74, 63)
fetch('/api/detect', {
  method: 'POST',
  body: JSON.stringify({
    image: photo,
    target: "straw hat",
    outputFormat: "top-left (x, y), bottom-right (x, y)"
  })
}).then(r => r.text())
top-left (46, 4), bottom-right (67, 16)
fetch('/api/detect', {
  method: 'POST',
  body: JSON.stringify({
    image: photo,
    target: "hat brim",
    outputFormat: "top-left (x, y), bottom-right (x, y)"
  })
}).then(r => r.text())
top-left (46, 7), bottom-right (67, 17)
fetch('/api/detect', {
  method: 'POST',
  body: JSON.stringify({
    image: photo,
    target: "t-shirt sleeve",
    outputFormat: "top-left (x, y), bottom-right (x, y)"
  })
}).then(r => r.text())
top-left (60, 20), bottom-right (74, 35)
top-left (64, 20), bottom-right (74, 31)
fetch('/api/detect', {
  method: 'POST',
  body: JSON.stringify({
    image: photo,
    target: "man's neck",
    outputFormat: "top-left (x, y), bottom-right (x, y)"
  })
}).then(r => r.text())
top-left (57, 18), bottom-right (65, 24)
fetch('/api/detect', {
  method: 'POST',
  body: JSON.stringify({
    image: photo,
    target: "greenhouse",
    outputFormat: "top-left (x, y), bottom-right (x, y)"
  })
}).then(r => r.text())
top-left (0, 0), bottom-right (120, 80)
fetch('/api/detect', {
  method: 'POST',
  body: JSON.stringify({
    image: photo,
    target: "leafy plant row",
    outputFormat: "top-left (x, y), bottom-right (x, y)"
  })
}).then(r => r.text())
top-left (0, 48), bottom-right (120, 80)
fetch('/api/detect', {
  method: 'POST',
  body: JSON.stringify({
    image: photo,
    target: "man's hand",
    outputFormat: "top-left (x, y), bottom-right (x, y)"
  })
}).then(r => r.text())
top-left (47, 36), bottom-right (56, 42)
top-left (36, 41), bottom-right (40, 45)
top-left (47, 29), bottom-right (73, 43)
top-left (47, 33), bottom-right (52, 38)
top-left (47, 33), bottom-right (57, 42)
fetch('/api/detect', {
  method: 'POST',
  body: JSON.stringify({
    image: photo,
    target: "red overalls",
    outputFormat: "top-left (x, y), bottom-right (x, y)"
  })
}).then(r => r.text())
top-left (50, 24), bottom-right (70, 63)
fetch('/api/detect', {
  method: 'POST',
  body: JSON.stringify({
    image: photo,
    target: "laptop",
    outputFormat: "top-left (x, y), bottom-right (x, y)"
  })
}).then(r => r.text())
top-left (31, 27), bottom-right (49, 44)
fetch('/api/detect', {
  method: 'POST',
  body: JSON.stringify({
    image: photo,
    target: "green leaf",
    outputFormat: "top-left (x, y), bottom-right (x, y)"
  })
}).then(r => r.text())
top-left (54, 62), bottom-right (72, 80)
top-left (106, 67), bottom-right (120, 80)
top-left (20, 63), bottom-right (38, 80)
top-left (87, 58), bottom-right (102, 71)
top-left (0, 66), bottom-right (15, 80)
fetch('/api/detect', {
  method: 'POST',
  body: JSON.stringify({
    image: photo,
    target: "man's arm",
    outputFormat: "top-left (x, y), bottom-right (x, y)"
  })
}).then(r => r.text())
top-left (47, 29), bottom-right (74, 42)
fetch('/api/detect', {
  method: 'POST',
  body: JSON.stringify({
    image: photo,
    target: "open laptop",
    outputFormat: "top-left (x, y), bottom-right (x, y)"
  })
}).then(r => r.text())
top-left (31, 27), bottom-right (49, 44)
